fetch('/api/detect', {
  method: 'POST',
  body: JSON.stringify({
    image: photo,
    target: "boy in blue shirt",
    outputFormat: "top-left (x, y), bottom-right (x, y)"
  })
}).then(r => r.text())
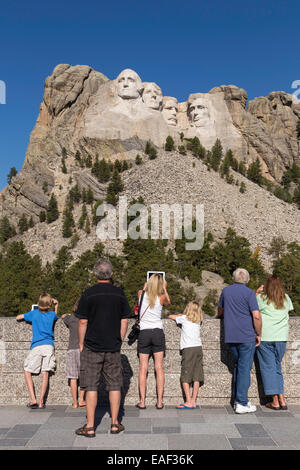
top-left (16, 293), bottom-right (59, 409)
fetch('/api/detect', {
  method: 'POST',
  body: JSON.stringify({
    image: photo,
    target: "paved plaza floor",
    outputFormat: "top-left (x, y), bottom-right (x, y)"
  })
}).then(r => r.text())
top-left (0, 404), bottom-right (299, 450)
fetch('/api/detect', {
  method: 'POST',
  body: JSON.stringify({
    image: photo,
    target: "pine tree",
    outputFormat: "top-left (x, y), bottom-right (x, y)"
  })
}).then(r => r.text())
top-left (69, 184), bottom-right (81, 204)
top-left (46, 194), bottom-right (59, 224)
top-left (75, 151), bottom-right (81, 164)
top-left (18, 214), bottom-right (28, 234)
top-left (145, 141), bottom-right (157, 159)
top-left (178, 145), bottom-right (186, 155)
top-left (165, 136), bottom-right (175, 151)
top-left (114, 159), bottom-right (122, 173)
top-left (239, 182), bottom-right (246, 194)
top-left (247, 158), bottom-right (263, 185)
top-left (0, 216), bottom-right (16, 244)
top-left (86, 187), bottom-right (94, 204)
top-left (84, 216), bottom-right (91, 234)
top-left (98, 158), bottom-right (110, 182)
top-left (122, 160), bottom-right (128, 171)
top-left (7, 167), bottom-right (17, 185)
top-left (62, 147), bottom-right (67, 158)
top-left (62, 207), bottom-right (75, 238)
top-left (78, 204), bottom-right (87, 229)
top-left (42, 181), bottom-right (48, 193)
top-left (92, 156), bottom-right (100, 176)
top-left (211, 139), bottom-right (223, 171)
top-left (28, 216), bottom-right (34, 228)
top-left (238, 161), bottom-right (246, 176)
top-left (86, 154), bottom-right (92, 168)
top-left (61, 157), bottom-right (67, 174)
top-left (39, 211), bottom-right (46, 223)
top-left (135, 154), bottom-right (143, 165)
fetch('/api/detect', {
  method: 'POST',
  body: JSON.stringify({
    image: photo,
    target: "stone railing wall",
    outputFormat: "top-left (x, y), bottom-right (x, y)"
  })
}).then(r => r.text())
top-left (0, 317), bottom-right (300, 405)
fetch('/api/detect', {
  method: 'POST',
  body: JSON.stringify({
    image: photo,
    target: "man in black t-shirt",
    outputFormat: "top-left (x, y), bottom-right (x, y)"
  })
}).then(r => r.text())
top-left (75, 259), bottom-right (131, 437)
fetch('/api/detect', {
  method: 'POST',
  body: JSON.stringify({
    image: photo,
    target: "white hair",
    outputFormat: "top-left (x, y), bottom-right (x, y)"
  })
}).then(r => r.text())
top-left (233, 268), bottom-right (250, 285)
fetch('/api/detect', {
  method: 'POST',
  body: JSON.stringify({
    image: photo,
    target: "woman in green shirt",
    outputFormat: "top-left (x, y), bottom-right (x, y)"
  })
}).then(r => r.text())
top-left (256, 275), bottom-right (293, 410)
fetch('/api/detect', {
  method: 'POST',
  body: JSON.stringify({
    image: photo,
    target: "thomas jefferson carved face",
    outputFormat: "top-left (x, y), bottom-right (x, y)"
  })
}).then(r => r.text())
top-left (162, 97), bottom-right (178, 126)
top-left (142, 82), bottom-right (163, 110)
top-left (188, 97), bottom-right (210, 127)
top-left (117, 69), bottom-right (143, 99)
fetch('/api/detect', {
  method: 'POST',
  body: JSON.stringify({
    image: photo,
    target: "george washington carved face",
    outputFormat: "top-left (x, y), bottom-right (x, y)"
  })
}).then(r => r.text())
top-left (116, 69), bottom-right (143, 100)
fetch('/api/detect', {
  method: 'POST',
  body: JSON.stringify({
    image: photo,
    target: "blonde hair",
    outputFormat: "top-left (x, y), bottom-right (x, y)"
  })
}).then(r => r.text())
top-left (183, 301), bottom-right (203, 324)
top-left (145, 274), bottom-right (164, 309)
top-left (38, 293), bottom-right (53, 313)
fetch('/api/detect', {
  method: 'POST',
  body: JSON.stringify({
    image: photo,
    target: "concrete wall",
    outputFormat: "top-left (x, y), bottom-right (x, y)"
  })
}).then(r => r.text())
top-left (0, 317), bottom-right (300, 406)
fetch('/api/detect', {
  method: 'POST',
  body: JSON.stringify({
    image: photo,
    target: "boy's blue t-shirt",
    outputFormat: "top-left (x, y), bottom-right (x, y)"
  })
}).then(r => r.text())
top-left (218, 283), bottom-right (259, 344)
top-left (23, 309), bottom-right (58, 350)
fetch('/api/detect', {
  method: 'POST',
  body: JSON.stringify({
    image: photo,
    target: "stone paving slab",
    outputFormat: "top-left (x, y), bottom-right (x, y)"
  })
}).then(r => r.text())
top-left (0, 405), bottom-right (299, 450)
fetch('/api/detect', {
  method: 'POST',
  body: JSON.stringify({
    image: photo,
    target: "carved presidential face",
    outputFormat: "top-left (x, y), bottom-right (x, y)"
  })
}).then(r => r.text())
top-left (117, 69), bottom-right (142, 99)
top-left (142, 83), bottom-right (163, 110)
top-left (162, 98), bottom-right (178, 126)
top-left (188, 97), bottom-right (210, 127)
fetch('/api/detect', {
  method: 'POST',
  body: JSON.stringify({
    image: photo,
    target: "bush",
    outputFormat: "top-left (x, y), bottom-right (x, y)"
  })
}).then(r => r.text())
top-left (165, 136), bottom-right (175, 151)
top-left (135, 154), bottom-right (143, 165)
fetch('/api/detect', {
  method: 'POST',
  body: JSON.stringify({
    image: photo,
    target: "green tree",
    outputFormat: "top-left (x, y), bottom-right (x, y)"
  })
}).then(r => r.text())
top-left (86, 154), bottom-right (92, 168)
top-left (7, 167), bottom-right (18, 185)
top-left (97, 158), bottom-right (111, 183)
top-left (39, 211), bottom-right (46, 223)
top-left (46, 194), bottom-right (59, 224)
top-left (239, 182), bottom-right (246, 193)
top-left (86, 187), bottom-right (94, 204)
top-left (18, 214), bottom-right (28, 234)
top-left (238, 161), bottom-right (246, 176)
top-left (145, 141), bottom-right (157, 159)
top-left (0, 216), bottom-right (16, 244)
top-left (78, 204), bottom-right (88, 229)
top-left (178, 145), bottom-right (186, 155)
top-left (202, 290), bottom-right (218, 316)
top-left (135, 154), bottom-right (143, 165)
top-left (247, 158), bottom-right (263, 185)
top-left (62, 207), bottom-right (75, 238)
top-left (61, 156), bottom-right (67, 174)
top-left (28, 216), bottom-right (34, 229)
top-left (122, 160), bottom-right (128, 171)
top-left (84, 216), bottom-right (91, 234)
top-left (211, 139), bottom-right (223, 171)
top-left (165, 136), bottom-right (175, 151)
top-left (42, 181), bottom-right (48, 193)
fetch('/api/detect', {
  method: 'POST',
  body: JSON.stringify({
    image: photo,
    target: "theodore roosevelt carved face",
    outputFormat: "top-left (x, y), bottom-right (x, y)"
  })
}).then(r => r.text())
top-left (116, 69), bottom-right (143, 99)
top-left (161, 97), bottom-right (178, 126)
top-left (142, 82), bottom-right (163, 110)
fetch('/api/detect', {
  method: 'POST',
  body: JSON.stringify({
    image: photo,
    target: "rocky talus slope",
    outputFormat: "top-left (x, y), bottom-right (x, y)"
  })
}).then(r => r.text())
top-left (9, 148), bottom-right (300, 271)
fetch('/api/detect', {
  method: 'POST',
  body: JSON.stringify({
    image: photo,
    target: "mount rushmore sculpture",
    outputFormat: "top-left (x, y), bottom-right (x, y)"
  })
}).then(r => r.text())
top-left (84, 68), bottom-right (244, 153)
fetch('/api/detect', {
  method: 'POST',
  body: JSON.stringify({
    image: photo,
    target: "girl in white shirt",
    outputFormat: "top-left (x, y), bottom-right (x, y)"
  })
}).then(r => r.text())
top-left (169, 301), bottom-right (204, 409)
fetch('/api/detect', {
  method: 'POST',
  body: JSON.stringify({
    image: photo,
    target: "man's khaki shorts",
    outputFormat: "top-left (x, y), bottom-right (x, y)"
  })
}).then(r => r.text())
top-left (24, 345), bottom-right (56, 374)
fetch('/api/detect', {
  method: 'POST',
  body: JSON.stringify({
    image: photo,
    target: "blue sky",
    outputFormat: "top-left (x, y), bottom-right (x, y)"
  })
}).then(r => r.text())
top-left (0, 0), bottom-right (299, 189)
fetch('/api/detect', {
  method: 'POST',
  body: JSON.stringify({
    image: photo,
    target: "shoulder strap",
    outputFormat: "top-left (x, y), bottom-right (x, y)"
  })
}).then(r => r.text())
top-left (137, 290), bottom-right (150, 324)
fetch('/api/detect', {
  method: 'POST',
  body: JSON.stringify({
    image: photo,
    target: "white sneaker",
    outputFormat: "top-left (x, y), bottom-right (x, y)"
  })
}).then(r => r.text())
top-left (235, 402), bottom-right (257, 414)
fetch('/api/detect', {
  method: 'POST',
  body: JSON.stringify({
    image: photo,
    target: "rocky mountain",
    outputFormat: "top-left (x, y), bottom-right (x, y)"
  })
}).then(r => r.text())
top-left (0, 64), bottom-right (300, 269)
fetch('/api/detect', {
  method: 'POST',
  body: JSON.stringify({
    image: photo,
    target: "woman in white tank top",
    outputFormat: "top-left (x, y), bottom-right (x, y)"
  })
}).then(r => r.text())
top-left (136, 274), bottom-right (170, 410)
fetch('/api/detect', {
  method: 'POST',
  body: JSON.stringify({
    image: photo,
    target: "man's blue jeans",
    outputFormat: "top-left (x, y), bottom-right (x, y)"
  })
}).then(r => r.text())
top-left (256, 341), bottom-right (286, 396)
top-left (227, 342), bottom-right (256, 406)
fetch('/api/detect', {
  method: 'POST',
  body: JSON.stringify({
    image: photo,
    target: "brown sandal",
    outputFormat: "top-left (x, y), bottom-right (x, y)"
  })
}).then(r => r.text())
top-left (110, 423), bottom-right (125, 434)
top-left (265, 403), bottom-right (280, 410)
top-left (75, 424), bottom-right (95, 438)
